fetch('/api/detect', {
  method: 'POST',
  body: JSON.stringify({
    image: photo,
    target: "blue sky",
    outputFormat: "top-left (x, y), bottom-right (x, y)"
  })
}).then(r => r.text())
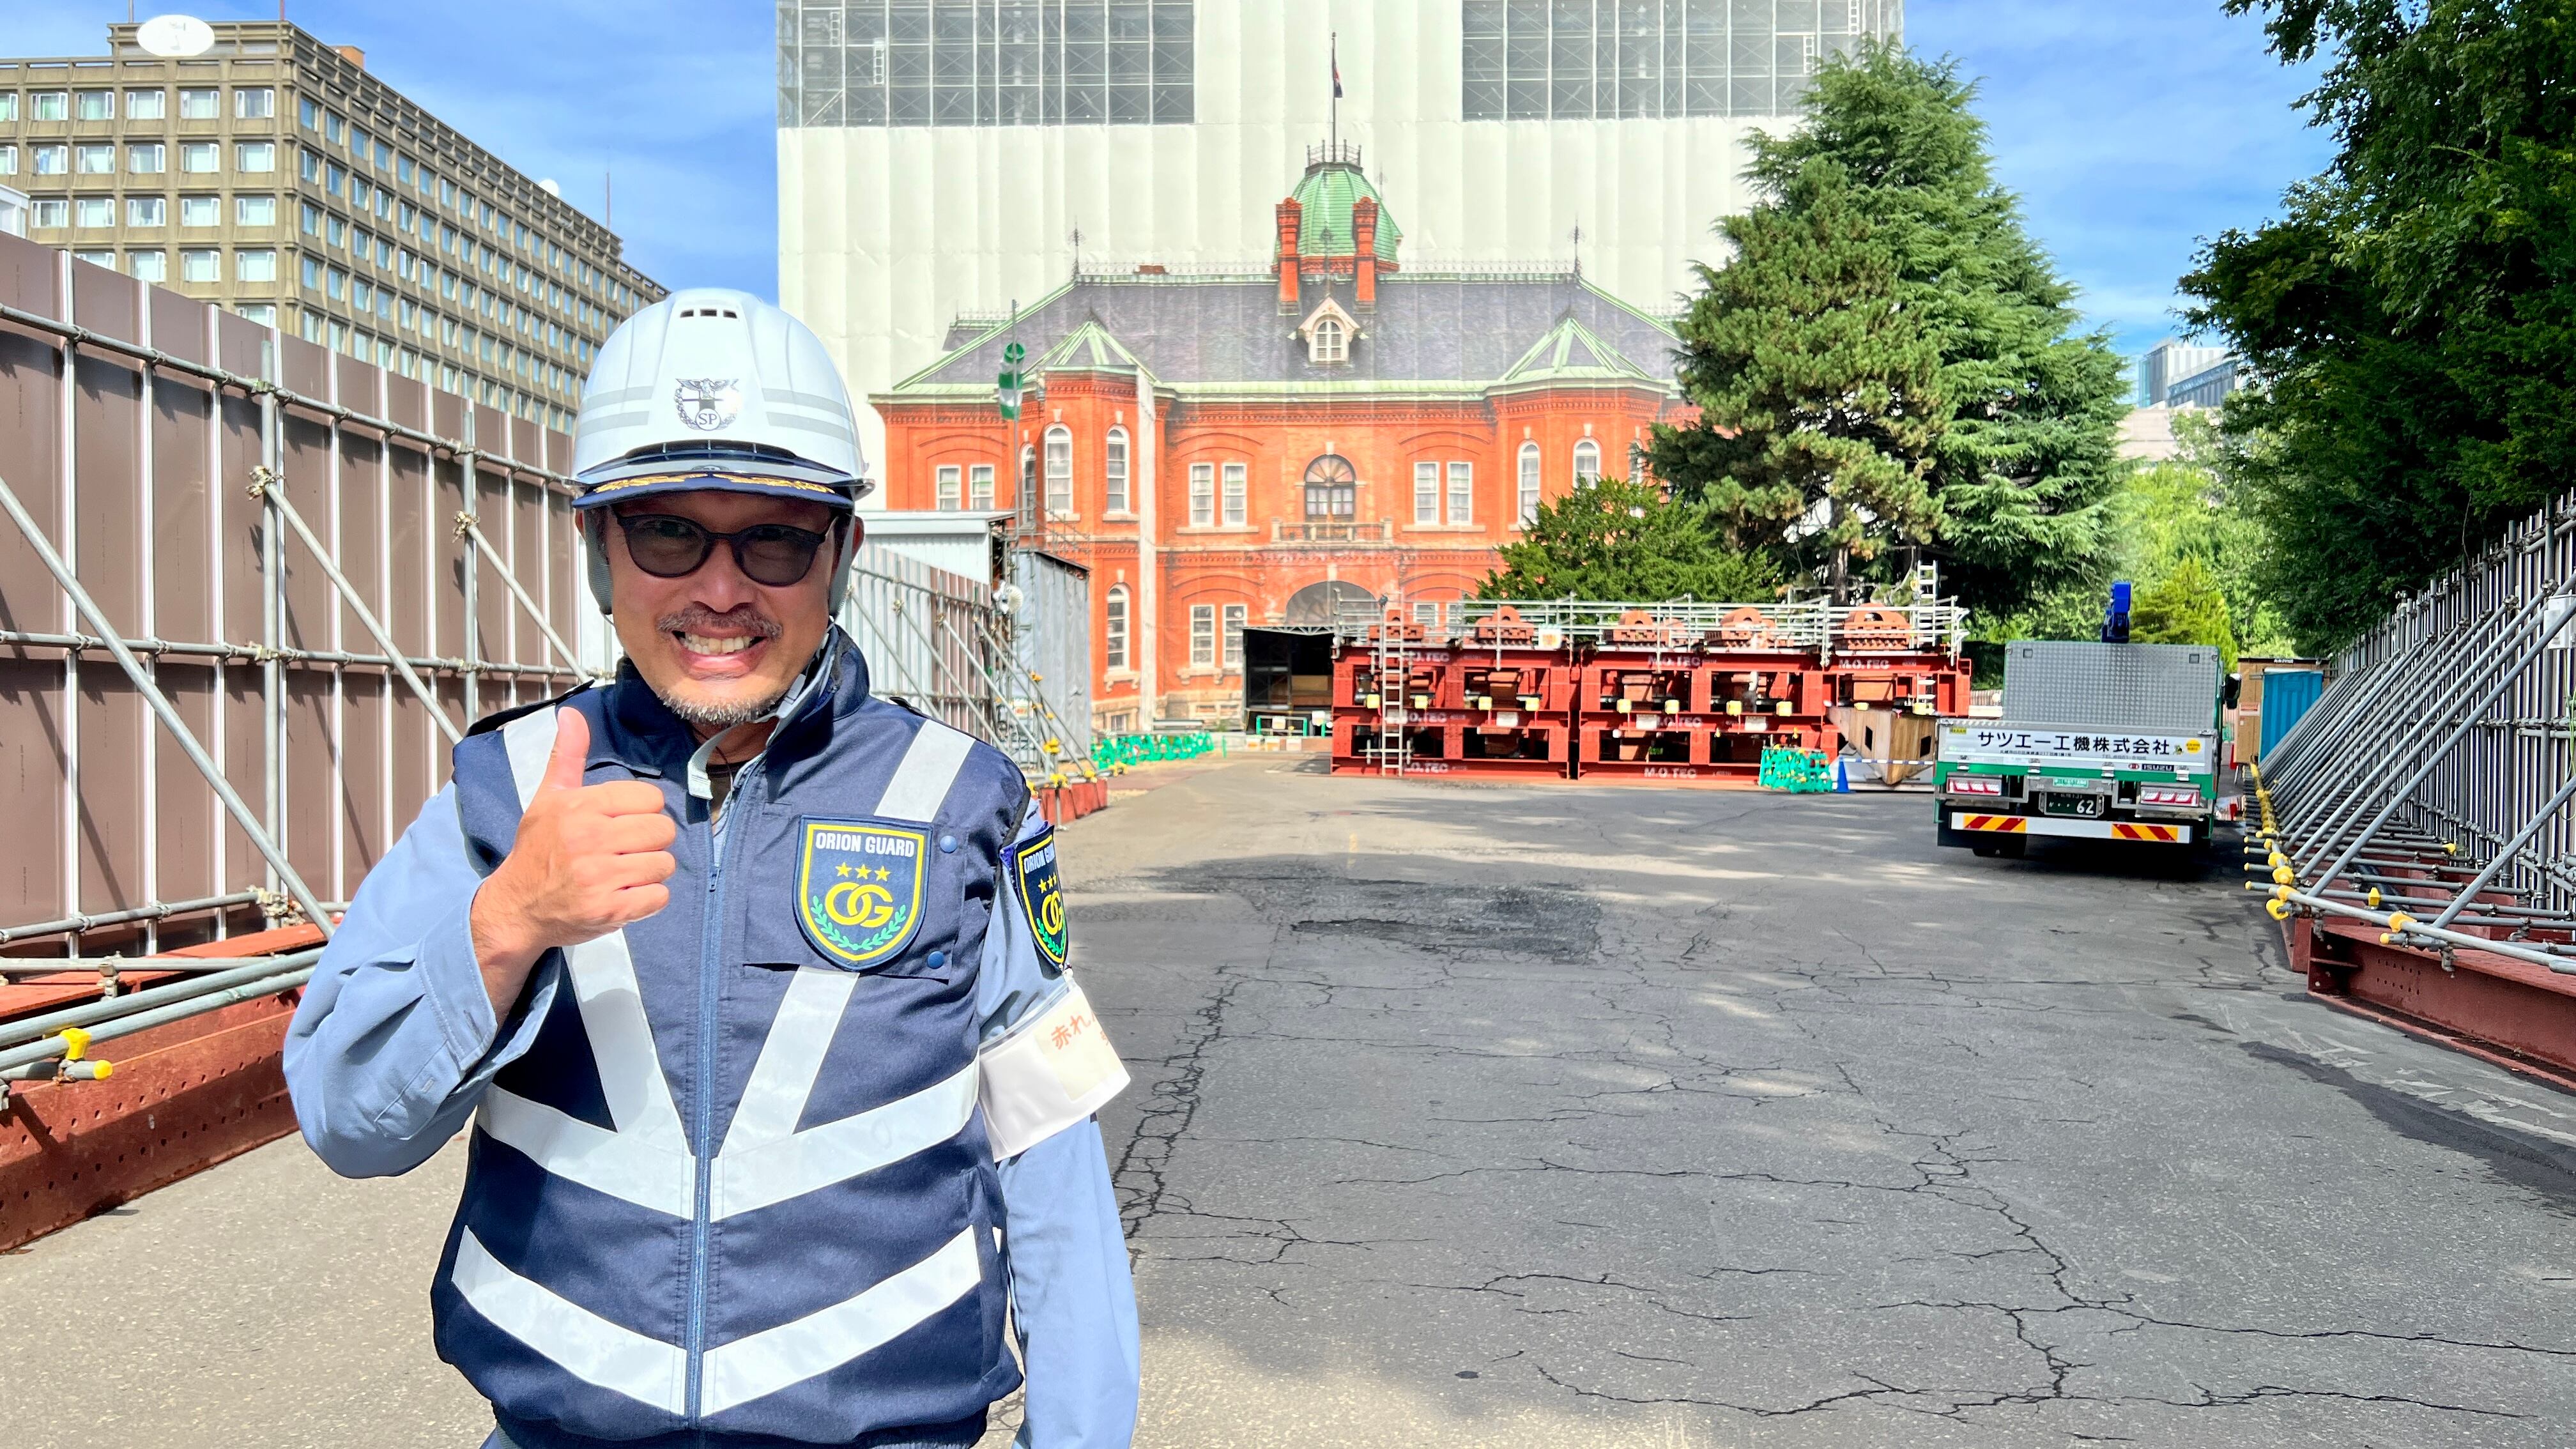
top-left (32, 2), bottom-right (2329, 365)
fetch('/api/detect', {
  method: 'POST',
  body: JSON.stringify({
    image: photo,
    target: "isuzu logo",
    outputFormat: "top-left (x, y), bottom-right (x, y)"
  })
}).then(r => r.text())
top-left (673, 378), bottom-right (740, 432)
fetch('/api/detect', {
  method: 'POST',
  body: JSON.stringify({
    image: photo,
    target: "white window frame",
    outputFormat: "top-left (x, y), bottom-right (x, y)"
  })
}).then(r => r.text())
top-left (32, 144), bottom-right (68, 176)
top-left (125, 89), bottom-right (165, 121)
top-left (234, 141), bottom-right (277, 174)
top-left (236, 249), bottom-right (277, 282)
top-left (1190, 604), bottom-right (1216, 668)
top-left (1448, 461), bottom-right (1473, 525)
top-left (126, 142), bottom-right (165, 174)
top-left (32, 199), bottom-right (68, 229)
top-left (935, 464), bottom-right (962, 510)
top-left (1574, 438), bottom-right (1602, 486)
top-left (1222, 603), bottom-right (1246, 670)
top-left (1188, 462), bottom-right (1215, 528)
top-left (1414, 601), bottom-right (1441, 632)
top-left (1222, 462), bottom-right (1246, 526)
top-left (126, 196), bottom-right (165, 227)
top-left (75, 144), bottom-right (115, 176)
top-left (73, 89), bottom-right (114, 121)
top-left (1517, 442), bottom-right (1542, 526)
top-left (73, 197), bottom-right (114, 229)
top-left (1104, 428), bottom-right (1130, 514)
top-left (178, 142), bottom-right (218, 174)
top-left (0, 144), bottom-right (18, 177)
top-left (236, 194), bottom-right (276, 227)
top-left (179, 249), bottom-right (220, 283)
top-left (234, 86), bottom-right (275, 119)
top-left (126, 249), bottom-right (166, 282)
top-left (1105, 586), bottom-right (1130, 671)
top-left (176, 88), bottom-right (218, 119)
top-left (1413, 461), bottom-right (1439, 525)
top-left (1043, 425), bottom-right (1074, 516)
top-left (969, 463), bottom-right (995, 509)
top-left (1311, 316), bottom-right (1346, 364)
top-left (31, 92), bottom-right (69, 122)
top-left (181, 195), bottom-right (221, 228)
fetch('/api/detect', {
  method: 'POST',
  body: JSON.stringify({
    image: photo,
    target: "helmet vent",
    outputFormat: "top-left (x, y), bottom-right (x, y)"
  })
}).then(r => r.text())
top-left (676, 306), bottom-right (741, 319)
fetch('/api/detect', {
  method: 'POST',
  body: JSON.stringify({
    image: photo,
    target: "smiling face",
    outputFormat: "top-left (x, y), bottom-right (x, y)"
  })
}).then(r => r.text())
top-left (603, 489), bottom-right (843, 735)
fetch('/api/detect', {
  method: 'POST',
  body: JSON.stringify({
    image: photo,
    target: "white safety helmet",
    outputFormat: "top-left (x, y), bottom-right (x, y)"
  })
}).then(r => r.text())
top-left (569, 288), bottom-right (872, 612)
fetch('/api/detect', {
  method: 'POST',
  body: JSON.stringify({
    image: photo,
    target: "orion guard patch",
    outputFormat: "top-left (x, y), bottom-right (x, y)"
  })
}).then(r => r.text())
top-left (1013, 827), bottom-right (1068, 972)
top-left (797, 819), bottom-right (927, 969)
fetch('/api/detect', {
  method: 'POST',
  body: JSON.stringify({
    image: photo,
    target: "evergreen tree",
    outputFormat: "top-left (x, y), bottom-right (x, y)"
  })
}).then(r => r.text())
top-left (1650, 42), bottom-right (2128, 616)
top-left (2131, 556), bottom-right (2241, 672)
top-left (2182, 0), bottom-right (2576, 651)
top-left (1478, 475), bottom-right (1780, 603)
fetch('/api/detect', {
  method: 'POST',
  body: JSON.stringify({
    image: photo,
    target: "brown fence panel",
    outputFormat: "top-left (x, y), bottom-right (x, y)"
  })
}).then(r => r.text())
top-left (0, 233), bottom-right (588, 957)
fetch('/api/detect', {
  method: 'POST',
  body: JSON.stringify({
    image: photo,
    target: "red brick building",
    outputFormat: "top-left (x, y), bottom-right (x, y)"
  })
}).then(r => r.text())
top-left (873, 143), bottom-right (1688, 732)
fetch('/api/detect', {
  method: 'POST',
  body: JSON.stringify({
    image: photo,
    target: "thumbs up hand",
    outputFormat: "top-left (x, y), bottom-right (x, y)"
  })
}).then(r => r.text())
top-left (469, 709), bottom-right (678, 1002)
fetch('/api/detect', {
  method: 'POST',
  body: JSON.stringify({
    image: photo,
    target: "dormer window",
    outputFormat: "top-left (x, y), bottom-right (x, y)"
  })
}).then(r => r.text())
top-left (1296, 295), bottom-right (1360, 366)
top-left (1312, 316), bottom-right (1346, 364)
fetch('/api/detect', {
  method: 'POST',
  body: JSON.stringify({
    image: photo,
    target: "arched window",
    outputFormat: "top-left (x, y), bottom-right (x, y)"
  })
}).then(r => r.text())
top-left (1104, 586), bottom-right (1130, 671)
top-left (1303, 452), bottom-right (1356, 522)
top-left (1516, 441), bottom-right (1542, 526)
top-left (1043, 426), bottom-right (1073, 516)
top-left (1019, 444), bottom-right (1036, 511)
top-left (1572, 438), bottom-right (1602, 486)
top-left (1311, 316), bottom-right (1346, 364)
top-left (1104, 427), bottom-right (1130, 514)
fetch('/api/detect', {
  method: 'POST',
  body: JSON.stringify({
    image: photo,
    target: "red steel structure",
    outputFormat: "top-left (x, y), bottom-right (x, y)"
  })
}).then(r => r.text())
top-left (1328, 599), bottom-right (1970, 785)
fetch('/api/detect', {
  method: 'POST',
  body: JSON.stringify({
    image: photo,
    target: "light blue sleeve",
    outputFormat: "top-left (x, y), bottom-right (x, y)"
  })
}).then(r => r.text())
top-left (978, 806), bottom-right (1140, 1449)
top-left (284, 785), bottom-right (561, 1179)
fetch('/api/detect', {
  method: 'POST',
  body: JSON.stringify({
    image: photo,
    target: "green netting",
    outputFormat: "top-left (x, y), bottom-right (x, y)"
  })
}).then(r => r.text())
top-left (1092, 732), bottom-right (1218, 771)
top-left (1758, 747), bottom-right (1836, 793)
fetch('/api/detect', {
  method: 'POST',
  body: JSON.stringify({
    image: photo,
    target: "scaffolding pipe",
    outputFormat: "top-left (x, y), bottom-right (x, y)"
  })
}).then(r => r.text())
top-left (0, 951), bottom-right (325, 1051)
top-left (459, 512), bottom-right (592, 678)
top-left (250, 472), bottom-right (464, 746)
top-left (0, 472), bottom-right (336, 938)
top-left (0, 961), bottom-right (320, 1077)
top-left (0, 891), bottom-right (262, 946)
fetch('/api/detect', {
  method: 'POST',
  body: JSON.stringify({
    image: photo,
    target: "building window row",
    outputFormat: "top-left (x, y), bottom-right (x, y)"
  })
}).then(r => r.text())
top-left (61, 245), bottom-right (273, 284)
top-left (24, 192), bottom-right (277, 230)
top-left (1, 86), bottom-right (273, 124)
top-left (13, 139), bottom-right (271, 175)
top-left (933, 463), bottom-right (997, 510)
top-left (1459, 0), bottom-right (1899, 122)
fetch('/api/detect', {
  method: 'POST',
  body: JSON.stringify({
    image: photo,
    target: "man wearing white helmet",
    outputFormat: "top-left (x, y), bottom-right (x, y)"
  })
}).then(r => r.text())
top-left (286, 290), bottom-right (1140, 1449)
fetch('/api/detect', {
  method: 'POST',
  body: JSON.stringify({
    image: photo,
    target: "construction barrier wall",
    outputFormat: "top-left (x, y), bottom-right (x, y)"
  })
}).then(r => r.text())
top-left (0, 233), bottom-right (590, 957)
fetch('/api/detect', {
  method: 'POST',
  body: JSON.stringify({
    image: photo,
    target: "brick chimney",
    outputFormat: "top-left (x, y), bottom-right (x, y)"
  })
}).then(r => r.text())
top-left (1275, 198), bottom-right (1303, 314)
top-left (1353, 195), bottom-right (1380, 311)
top-left (335, 45), bottom-right (367, 69)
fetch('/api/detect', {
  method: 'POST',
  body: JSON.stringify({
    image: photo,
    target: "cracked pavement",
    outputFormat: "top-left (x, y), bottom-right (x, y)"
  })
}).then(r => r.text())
top-left (4, 756), bottom-right (2573, 1448)
top-left (1063, 760), bottom-right (2576, 1446)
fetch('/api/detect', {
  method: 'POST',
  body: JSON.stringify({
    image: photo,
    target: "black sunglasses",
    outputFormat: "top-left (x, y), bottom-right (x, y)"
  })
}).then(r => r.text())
top-left (614, 514), bottom-right (832, 587)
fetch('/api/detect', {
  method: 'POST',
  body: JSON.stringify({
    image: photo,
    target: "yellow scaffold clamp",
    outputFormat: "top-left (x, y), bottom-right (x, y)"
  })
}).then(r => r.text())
top-left (2267, 898), bottom-right (2292, 921)
top-left (2366, 886), bottom-right (2382, 909)
top-left (2380, 912), bottom-right (2416, 946)
top-left (53, 1027), bottom-right (112, 1081)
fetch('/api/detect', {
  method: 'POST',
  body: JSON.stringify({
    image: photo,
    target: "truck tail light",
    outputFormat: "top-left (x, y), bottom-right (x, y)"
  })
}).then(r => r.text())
top-left (1949, 774), bottom-right (2004, 796)
top-left (2138, 785), bottom-right (2200, 808)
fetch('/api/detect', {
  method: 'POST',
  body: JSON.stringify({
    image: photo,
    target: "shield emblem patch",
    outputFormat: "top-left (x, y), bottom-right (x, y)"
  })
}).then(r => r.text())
top-left (1013, 827), bottom-right (1068, 971)
top-left (797, 819), bottom-right (928, 969)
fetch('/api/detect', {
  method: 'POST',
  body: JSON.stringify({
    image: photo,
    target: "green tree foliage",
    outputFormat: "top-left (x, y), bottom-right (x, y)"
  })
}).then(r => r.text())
top-left (1478, 475), bottom-right (1781, 602)
top-left (2183, 0), bottom-right (2576, 650)
top-left (2131, 556), bottom-right (2241, 672)
top-left (1650, 42), bottom-right (2128, 615)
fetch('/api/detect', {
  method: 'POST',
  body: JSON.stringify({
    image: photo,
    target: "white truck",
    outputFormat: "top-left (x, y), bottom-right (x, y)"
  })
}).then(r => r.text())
top-left (1933, 638), bottom-right (2225, 859)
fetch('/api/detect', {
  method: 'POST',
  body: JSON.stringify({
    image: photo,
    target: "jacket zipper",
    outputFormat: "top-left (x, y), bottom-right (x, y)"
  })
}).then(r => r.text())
top-left (684, 763), bottom-right (757, 1429)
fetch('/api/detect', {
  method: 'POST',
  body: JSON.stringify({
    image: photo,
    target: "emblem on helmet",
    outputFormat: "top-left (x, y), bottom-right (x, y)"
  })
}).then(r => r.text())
top-left (673, 378), bottom-right (741, 433)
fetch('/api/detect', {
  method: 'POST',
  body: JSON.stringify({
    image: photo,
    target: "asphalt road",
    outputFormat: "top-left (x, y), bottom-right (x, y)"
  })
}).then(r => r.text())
top-left (6, 756), bottom-right (2575, 1447)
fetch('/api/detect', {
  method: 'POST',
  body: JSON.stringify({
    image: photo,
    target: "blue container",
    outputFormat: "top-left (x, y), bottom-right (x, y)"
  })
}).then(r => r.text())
top-left (2259, 668), bottom-right (2324, 760)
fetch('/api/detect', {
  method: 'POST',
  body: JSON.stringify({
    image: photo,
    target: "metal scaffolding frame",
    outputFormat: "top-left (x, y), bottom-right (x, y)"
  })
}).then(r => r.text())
top-left (2253, 487), bottom-right (2576, 972)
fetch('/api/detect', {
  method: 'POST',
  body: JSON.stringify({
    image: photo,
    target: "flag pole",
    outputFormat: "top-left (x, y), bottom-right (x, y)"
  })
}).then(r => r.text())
top-left (1330, 32), bottom-right (1339, 155)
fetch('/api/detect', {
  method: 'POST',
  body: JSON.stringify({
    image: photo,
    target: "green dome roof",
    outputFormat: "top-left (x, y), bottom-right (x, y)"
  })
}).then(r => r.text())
top-left (1291, 158), bottom-right (1402, 262)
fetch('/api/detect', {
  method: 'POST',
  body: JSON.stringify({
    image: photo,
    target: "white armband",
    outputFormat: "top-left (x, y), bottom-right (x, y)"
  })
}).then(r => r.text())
top-left (978, 976), bottom-right (1129, 1161)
